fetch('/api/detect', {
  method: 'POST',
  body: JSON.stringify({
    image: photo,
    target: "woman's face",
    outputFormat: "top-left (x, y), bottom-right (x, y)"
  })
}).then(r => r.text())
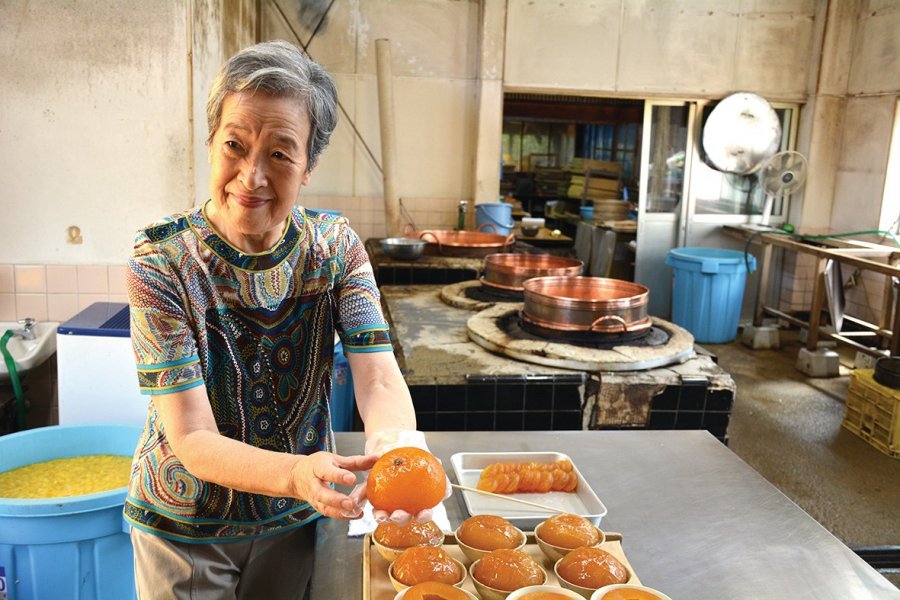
top-left (207, 91), bottom-right (313, 253)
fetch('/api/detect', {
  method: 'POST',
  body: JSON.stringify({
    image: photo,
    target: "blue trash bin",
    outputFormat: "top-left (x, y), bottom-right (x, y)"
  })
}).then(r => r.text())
top-left (331, 341), bottom-right (355, 432)
top-left (665, 247), bottom-right (756, 344)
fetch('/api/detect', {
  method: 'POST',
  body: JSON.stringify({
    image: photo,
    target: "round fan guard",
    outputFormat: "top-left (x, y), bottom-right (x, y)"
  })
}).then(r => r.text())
top-left (759, 151), bottom-right (808, 196)
top-left (755, 150), bottom-right (808, 226)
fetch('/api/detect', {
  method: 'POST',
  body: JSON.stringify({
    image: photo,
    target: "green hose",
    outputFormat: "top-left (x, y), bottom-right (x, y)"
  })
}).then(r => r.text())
top-left (771, 227), bottom-right (900, 247)
top-left (744, 228), bottom-right (900, 273)
top-left (0, 330), bottom-right (26, 431)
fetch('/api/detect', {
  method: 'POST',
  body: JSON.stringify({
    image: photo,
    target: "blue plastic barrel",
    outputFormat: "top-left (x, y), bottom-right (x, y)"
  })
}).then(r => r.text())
top-left (308, 208), bottom-right (341, 217)
top-left (0, 424), bottom-right (142, 600)
top-left (665, 247), bottom-right (756, 344)
top-left (475, 203), bottom-right (514, 235)
top-left (331, 341), bottom-right (355, 432)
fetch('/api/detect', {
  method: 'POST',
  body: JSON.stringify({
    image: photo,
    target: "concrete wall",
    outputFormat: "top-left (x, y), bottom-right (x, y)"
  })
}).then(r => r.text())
top-left (0, 0), bottom-right (194, 266)
top-left (260, 0), bottom-right (482, 239)
top-left (831, 2), bottom-right (900, 232)
top-left (1, 0), bottom-right (899, 327)
top-left (505, 0), bottom-right (817, 100)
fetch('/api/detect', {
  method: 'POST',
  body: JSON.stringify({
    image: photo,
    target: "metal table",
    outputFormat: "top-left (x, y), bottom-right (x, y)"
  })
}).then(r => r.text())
top-left (312, 431), bottom-right (899, 599)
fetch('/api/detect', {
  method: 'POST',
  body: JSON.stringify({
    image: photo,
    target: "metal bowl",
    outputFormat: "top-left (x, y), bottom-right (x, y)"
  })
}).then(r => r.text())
top-left (381, 237), bottom-right (427, 261)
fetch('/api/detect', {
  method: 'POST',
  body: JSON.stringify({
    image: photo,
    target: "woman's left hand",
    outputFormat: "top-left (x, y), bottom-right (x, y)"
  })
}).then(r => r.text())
top-left (290, 452), bottom-right (378, 519)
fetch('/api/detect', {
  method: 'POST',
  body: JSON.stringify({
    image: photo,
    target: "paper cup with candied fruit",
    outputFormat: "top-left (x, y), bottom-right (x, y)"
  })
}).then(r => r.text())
top-left (507, 584), bottom-right (585, 599)
top-left (373, 520), bottom-right (445, 562)
top-left (554, 547), bottom-right (631, 599)
top-left (469, 549), bottom-right (547, 600)
top-left (388, 546), bottom-right (467, 593)
top-left (454, 514), bottom-right (527, 563)
top-left (394, 581), bottom-right (479, 600)
top-left (590, 584), bottom-right (673, 600)
top-left (534, 513), bottom-right (605, 563)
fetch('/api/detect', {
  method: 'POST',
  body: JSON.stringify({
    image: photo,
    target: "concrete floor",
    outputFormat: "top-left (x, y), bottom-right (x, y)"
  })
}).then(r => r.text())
top-left (706, 329), bottom-right (900, 587)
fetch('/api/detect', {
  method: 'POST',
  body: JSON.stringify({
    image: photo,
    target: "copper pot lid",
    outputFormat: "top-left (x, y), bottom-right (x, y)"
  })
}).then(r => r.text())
top-left (482, 254), bottom-right (584, 291)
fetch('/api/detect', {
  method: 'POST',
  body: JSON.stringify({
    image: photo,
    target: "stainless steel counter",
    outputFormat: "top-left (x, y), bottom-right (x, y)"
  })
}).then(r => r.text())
top-left (312, 431), bottom-right (899, 599)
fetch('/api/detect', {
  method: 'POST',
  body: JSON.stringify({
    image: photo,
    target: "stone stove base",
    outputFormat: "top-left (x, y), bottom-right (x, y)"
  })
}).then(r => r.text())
top-left (381, 285), bottom-right (735, 442)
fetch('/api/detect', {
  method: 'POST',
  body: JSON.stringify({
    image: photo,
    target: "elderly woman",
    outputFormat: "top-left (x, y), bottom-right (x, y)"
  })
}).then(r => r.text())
top-left (124, 40), bottom-right (438, 599)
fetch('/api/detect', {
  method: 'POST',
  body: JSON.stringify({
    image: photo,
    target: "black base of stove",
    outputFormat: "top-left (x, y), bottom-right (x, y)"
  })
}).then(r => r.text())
top-left (463, 284), bottom-right (523, 303)
top-left (407, 374), bottom-right (732, 444)
top-left (375, 266), bottom-right (478, 286)
top-left (497, 310), bottom-right (672, 349)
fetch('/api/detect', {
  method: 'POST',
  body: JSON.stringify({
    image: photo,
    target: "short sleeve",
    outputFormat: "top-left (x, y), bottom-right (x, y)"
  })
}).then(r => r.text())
top-left (334, 226), bottom-right (392, 353)
top-left (127, 233), bottom-right (204, 394)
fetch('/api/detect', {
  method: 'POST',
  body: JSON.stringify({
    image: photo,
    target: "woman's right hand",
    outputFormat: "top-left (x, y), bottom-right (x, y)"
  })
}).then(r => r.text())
top-left (290, 452), bottom-right (378, 519)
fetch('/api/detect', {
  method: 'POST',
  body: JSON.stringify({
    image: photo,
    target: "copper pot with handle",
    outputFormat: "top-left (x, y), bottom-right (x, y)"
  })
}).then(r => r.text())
top-left (521, 276), bottom-right (651, 333)
top-left (482, 254), bottom-right (584, 291)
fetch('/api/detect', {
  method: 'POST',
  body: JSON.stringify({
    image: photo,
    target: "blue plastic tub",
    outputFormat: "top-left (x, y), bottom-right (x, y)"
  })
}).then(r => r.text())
top-left (665, 247), bottom-right (757, 344)
top-left (0, 424), bottom-right (141, 600)
top-left (331, 341), bottom-right (356, 432)
top-left (475, 203), bottom-right (514, 235)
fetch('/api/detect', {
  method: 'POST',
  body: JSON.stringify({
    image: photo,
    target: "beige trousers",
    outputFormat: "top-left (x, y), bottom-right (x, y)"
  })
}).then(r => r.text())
top-left (131, 521), bottom-right (318, 600)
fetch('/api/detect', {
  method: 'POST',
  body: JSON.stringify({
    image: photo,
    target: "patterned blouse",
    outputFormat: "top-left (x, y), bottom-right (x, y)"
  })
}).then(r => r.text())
top-left (123, 203), bottom-right (391, 542)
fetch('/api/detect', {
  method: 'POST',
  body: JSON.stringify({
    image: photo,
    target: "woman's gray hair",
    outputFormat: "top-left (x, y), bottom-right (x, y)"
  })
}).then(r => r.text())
top-left (206, 40), bottom-right (338, 172)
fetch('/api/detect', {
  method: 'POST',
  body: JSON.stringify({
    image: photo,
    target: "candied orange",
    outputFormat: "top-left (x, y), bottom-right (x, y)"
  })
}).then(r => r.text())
top-left (404, 581), bottom-right (469, 600)
top-left (374, 519), bottom-right (443, 549)
top-left (391, 546), bottom-right (463, 587)
top-left (600, 590), bottom-right (662, 600)
top-left (556, 547), bottom-right (628, 589)
top-left (457, 515), bottom-right (522, 551)
top-left (472, 548), bottom-right (545, 592)
top-left (520, 592), bottom-right (577, 600)
top-left (538, 513), bottom-right (600, 549)
top-left (367, 447), bottom-right (446, 514)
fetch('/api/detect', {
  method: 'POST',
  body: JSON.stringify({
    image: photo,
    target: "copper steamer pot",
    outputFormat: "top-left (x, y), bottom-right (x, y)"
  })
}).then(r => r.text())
top-left (522, 276), bottom-right (652, 333)
top-left (415, 229), bottom-right (515, 258)
top-left (481, 254), bottom-right (584, 291)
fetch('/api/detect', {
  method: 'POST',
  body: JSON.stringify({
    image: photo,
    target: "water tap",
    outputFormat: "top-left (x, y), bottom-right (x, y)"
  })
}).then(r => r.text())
top-left (14, 317), bottom-right (37, 340)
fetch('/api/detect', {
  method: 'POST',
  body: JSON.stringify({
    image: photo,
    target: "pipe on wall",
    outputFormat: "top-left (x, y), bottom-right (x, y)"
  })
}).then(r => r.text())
top-left (375, 38), bottom-right (402, 237)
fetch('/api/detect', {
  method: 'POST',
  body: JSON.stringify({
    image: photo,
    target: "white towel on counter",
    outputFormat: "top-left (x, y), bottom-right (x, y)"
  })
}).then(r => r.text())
top-left (347, 502), bottom-right (452, 537)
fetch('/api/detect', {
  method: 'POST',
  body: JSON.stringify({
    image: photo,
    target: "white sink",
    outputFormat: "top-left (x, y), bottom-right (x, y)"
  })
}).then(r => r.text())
top-left (0, 321), bottom-right (60, 380)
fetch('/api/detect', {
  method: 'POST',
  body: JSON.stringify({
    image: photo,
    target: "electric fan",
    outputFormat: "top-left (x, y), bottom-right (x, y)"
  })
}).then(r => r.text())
top-left (757, 150), bottom-right (808, 226)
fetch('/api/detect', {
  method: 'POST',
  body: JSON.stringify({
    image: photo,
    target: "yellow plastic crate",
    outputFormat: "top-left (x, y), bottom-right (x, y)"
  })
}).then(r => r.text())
top-left (843, 369), bottom-right (900, 458)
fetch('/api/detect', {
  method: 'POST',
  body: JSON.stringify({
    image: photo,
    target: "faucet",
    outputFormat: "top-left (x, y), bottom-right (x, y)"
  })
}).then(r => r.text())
top-left (14, 317), bottom-right (37, 341)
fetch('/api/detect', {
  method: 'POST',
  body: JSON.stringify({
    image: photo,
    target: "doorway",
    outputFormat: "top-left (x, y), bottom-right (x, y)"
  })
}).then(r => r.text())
top-left (501, 94), bottom-right (799, 318)
top-left (636, 99), bottom-right (799, 317)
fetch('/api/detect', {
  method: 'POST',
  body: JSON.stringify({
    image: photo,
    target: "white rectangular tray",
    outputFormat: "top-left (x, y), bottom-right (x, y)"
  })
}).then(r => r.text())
top-left (450, 451), bottom-right (607, 530)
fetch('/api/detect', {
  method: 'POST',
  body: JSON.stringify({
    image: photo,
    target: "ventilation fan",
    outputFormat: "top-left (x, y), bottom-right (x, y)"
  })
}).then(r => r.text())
top-left (757, 150), bottom-right (808, 226)
top-left (702, 92), bottom-right (782, 175)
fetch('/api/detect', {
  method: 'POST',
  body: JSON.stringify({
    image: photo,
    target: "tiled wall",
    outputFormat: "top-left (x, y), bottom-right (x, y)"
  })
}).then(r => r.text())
top-left (646, 383), bottom-right (734, 444)
top-left (777, 250), bottom-right (890, 326)
top-left (410, 374), bottom-right (585, 432)
top-left (0, 198), bottom-right (464, 325)
top-left (778, 251), bottom-right (816, 313)
top-left (0, 264), bottom-right (129, 324)
top-left (305, 196), bottom-right (462, 241)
